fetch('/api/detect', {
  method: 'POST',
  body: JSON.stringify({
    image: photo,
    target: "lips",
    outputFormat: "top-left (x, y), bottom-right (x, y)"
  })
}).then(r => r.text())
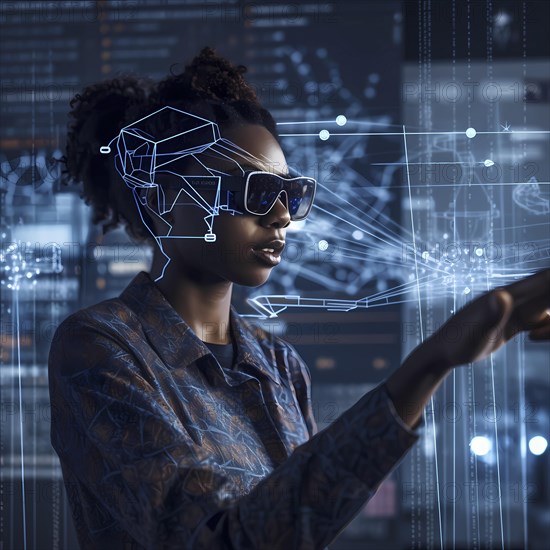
top-left (250, 239), bottom-right (285, 267)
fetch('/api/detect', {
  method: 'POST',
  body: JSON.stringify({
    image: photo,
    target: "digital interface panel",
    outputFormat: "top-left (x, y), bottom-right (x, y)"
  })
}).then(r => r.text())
top-left (1, 2), bottom-right (549, 549)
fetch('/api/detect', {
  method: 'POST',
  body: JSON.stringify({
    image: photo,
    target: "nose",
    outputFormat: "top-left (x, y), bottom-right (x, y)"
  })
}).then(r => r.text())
top-left (261, 191), bottom-right (291, 228)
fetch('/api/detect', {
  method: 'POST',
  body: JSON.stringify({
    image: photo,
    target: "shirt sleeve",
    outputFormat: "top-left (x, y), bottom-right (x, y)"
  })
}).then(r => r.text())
top-left (49, 316), bottom-right (422, 550)
top-left (283, 339), bottom-right (425, 439)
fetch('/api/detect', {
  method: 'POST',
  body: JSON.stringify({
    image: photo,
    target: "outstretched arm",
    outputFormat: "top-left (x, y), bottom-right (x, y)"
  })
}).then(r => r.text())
top-left (49, 316), bottom-right (421, 550)
top-left (386, 268), bottom-right (550, 429)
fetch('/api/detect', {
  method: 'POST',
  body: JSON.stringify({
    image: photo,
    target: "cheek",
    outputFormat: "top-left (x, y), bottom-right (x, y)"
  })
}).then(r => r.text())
top-left (167, 207), bottom-right (259, 267)
top-left (210, 215), bottom-right (259, 260)
top-left (171, 204), bottom-right (210, 235)
top-left (214, 211), bottom-right (255, 238)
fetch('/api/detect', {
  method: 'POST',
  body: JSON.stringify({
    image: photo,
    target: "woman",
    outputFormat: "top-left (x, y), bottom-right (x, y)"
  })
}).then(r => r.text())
top-left (49, 47), bottom-right (550, 549)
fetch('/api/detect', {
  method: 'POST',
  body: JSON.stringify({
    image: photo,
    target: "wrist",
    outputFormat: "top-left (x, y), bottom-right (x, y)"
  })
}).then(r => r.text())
top-left (385, 346), bottom-right (452, 430)
top-left (406, 337), bottom-right (455, 377)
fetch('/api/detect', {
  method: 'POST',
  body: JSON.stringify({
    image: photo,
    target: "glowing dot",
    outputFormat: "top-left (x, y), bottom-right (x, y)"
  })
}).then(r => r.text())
top-left (463, 287), bottom-right (471, 294)
top-left (364, 87), bottom-right (376, 98)
top-left (484, 159), bottom-right (494, 167)
top-left (318, 240), bottom-right (329, 251)
top-left (443, 233), bottom-right (449, 239)
top-left (529, 436), bottom-right (548, 455)
top-left (421, 251), bottom-right (430, 260)
top-left (281, 275), bottom-right (292, 287)
top-left (305, 81), bottom-right (317, 93)
top-left (100, 146), bottom-right (111, 154)
top-left (335, 115), bottom-right (347, 126)
top-left (352, 230), bottom-right (363, 240)
top-left (475, 248), bottom-right (484, 257)
top-left (372, 357), bottom-right (388, 369)
top-left (319, 129), bottom-right (330, 141)
top-left (470, 436), bottom-right (492, 456)
top-left (466, 127), bottom-right (477, 138)
top-left (316, 356), bottom-right (336, 369)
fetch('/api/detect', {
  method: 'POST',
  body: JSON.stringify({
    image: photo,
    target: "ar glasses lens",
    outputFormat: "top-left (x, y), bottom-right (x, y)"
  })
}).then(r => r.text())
top-left (246, 173), bottom-right (281, 215)
top-left (245, 172), bottom-right (316, 221)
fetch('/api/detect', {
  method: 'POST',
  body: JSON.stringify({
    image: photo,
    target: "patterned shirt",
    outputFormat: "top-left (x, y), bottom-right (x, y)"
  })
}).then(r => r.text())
top-left (48, 270), bottom-right (423, 550)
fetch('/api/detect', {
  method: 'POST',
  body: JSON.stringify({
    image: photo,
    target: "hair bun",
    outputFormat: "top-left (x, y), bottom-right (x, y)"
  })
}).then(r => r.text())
top-left (62, 48), bottom-right (279, 245)
top-left (152, 46), bottom-right (258, 105)
top-left (71, 77), bottom-right (149, 154)
top-left (58, 75), bottom-right (152, 241)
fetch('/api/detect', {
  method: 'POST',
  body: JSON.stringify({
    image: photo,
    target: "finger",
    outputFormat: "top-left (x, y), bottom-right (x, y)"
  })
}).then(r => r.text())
top-left (503, 268), bottom-right (550, 306)
top-left (493, 289), bottom-right (514, 325)
top-left (526, 309), bottom-right (550, 330)
top-left (506, 302), bottom-right (550, 339)
top-left (491, 289), bottom-right (515, 339)
top-left (528, 322), bottom-right (550, 340)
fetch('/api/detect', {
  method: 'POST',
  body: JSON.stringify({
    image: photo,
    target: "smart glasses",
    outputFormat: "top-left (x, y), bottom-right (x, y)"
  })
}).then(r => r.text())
top-left (154, 168), bottom-right (317, 221)
top-left (220, 169), bottom-right (317, 221)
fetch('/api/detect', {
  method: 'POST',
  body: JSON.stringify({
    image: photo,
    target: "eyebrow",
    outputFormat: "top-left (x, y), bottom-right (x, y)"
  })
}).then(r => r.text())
top-left (227, 164), bottom-right (255, 173)
top-left (227, 164), bottom-right (290, 176)
top-left (231, 163), bottom-right (269, 172)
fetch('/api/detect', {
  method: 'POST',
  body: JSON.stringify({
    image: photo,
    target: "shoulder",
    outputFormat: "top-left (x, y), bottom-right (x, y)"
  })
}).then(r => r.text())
top-left (49, 297), bottom-right (143, 376)
top-left (53, 296), bottom-right (141, 341)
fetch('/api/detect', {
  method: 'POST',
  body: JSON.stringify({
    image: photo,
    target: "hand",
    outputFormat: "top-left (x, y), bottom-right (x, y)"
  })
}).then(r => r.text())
top-left (418, 268), bottom-right (550, 371)
top-left (386, 268), bottom-right (550, 429)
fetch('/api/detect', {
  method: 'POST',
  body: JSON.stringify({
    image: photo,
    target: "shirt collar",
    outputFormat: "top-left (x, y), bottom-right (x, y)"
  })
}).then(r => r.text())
top-left (119, 271), bottom-right (281, 385)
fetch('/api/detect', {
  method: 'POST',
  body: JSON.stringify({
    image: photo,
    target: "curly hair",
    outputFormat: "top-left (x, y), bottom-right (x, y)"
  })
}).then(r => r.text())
top-left (58, 46), bottom-right (280, 245)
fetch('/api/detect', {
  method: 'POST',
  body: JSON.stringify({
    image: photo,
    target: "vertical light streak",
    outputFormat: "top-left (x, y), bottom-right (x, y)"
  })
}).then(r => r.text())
top-left (517, 340), bottom-right (528, 549)
top-left (404, 124), bottom-right (444, 549)
top-left (469, 362), bottom-right (481, 550)
top-left (520, 4), bottom-right (529, 547)
top-left (450, 2), bottom-right (457, 541)
top-left (32, 270), bottom-right (38, 550)
top-left (452, 309), bottom-right (456, 550)
top-left (15, 289), bottom-right (27, 550)
top-left (464, 5), bottom-right (481, 542)
top-left (485, 274), bottom-right (505, 550)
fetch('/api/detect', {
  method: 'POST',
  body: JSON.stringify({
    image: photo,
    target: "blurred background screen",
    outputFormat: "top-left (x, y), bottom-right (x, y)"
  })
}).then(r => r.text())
top-left (1, 1), bottom-right (549, 548)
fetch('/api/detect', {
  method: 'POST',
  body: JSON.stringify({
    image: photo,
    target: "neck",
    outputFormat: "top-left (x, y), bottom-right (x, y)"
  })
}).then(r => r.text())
top-left (149, 252), bottom-right (233, 345)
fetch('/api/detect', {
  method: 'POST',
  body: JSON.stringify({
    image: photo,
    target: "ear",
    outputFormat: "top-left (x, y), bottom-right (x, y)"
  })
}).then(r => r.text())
top-left (139, 186), bottom-right (175, 234)
top-left (141, 186), bottom-right (172, 219)
top-left (150, 172), bottom-right (182, 219)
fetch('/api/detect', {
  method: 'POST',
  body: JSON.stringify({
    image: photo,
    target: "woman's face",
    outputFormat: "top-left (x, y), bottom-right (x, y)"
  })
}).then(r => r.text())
top-left (157, 123), bottom-right (292, 287)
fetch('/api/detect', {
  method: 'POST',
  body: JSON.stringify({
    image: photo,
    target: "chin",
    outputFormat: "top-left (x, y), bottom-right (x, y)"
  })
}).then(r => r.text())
top-left (230, 267), bottom-right (273, 287)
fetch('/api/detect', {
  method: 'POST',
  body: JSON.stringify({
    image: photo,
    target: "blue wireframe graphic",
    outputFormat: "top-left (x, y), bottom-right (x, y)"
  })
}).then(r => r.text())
top-left (100, 105), bottom-right (317, 282)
